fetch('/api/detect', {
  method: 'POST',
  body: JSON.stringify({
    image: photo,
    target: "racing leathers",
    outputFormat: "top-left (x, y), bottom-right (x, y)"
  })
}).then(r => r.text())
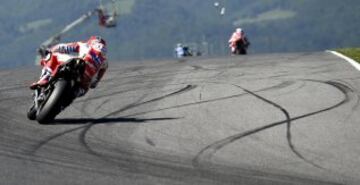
top-left (31, 38), bottom-right (108, 97)
top-left (228, 31), bottom-right (250, 53)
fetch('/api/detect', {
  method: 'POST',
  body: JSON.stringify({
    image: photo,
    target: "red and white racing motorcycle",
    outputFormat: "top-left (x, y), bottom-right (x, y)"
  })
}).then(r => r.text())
top-left (27, 50), bottom-right (85, 124)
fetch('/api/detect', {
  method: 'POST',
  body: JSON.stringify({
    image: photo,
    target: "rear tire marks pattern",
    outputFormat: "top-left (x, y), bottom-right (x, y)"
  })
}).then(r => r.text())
top-left (125, 81), bottom-right (295, 117)
top-left (30, 63), bottom-right (199, 157)
top-left (76, 62), bottom-right (199, 113)
top-left (32, 81), bottom-right (290, 170)
top-left (331, 79), bottom-right (360, 111)
top-left (103, 84), bottom-right (197, 118)
top-left (193, 80), bottom-right (355, 170)
top-left (237, 85), bottom-right (325, 169)
top-left (76, 84), bottom-right (196, 157)
top-left (30, 85), bottom-right (197, 154)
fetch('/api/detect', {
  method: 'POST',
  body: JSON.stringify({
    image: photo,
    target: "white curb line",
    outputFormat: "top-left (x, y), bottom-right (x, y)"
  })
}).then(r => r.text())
top-left (326, 50), bottom-right (360, 71)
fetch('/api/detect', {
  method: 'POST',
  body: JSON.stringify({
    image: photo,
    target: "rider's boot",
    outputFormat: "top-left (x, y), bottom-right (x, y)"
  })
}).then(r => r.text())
top-left (30, 68), bottom-right (51, 89)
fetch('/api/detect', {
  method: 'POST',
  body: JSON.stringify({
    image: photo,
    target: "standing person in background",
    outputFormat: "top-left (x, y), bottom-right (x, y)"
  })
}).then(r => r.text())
top-left (175, 43), bottom-right (185, 58)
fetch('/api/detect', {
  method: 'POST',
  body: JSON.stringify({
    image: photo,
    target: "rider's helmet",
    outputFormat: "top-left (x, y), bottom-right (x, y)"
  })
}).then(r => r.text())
top-left (87, 36), bottom-right (107, 56)
top-left (88, 35), bottom-right (106, 45)
top-left (236, 28), bottom-right (243, 33)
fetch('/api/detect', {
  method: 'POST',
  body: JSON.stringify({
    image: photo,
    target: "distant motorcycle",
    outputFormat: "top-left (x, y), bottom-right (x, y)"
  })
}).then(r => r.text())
top-left (232, 39), bottom-right (250, 55)
top-left (27, 51), bottom-right (85, 124)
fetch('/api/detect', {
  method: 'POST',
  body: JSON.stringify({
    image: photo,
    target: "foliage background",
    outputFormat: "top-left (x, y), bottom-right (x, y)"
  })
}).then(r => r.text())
top-left (1, 0), bottom-right (360, 68)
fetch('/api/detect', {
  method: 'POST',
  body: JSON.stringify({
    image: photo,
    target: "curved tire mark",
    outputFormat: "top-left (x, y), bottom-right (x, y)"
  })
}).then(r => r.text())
top-left (237, 85), bottom-right (325, 169)
top-left (126, 81), bottom-right (295, 117)
top-left (193, 80), bottom-right (354, 170)
top-left (29, 85), bottom-right (196, 153)
top-left (104, 84), bottom-right (197, 117)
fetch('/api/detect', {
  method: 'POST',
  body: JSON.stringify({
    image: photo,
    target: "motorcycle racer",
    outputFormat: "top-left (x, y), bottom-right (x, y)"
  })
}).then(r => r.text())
top-left (228, 28), bottom-right (250, 54)
top-left (30, 36), bottom-right (108, 97)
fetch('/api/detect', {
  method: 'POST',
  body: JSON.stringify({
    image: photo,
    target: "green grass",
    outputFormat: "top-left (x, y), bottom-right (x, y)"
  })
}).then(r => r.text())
top-left (336, 48), bottom-right (360, 64)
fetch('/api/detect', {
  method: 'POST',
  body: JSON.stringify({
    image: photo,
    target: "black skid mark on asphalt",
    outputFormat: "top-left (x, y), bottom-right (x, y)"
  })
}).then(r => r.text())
top-left (78, 123), bottom-right (137, 171)
top-left (301, 80), bottom-right (357, 122)
top-left (103, 85), bottom-right (197, 117)
top-left (145, 137), bottom-right (156, 147)
top-left (104, 67), bottom-right (195, 82)
top-left (126, 93), bottom-right (248, 118)
top-left (72, 84), bottom-right (228, 166)
top-left (136, 70), bottom-right (194, 79)
top-left (29, 117), bottom-right (180, 155)
top-left (209, 69), bottom-right (245, 80)
top-left (193, 80), bottom-right (354, 170)
top-left (190, 65), bottom-right (203, 71)
top-left (76, 87), bottom-right (144, 103)
top-left (198, 85), bottom-right (205, 101)
top-left (334, 79), bottom-right (360, 111)
top-left (28, 99), bottom-right (95, 154)
top-left (28, 81), bottom-right (291, 154)
top-left (54, 117), bottom-right (179, 125)
top-left (76, 81), bottom-right (194, 103)
top-left (210, 70), bottom-right (227, 79)
top-left (94, 98), bottom-right (111, 111)
top-left (28, 85), bottom-right (195, 154)
top-left (78, 82), bottom-right (195, 116)
top-left (27, 125), bottom-right (89, 155)
top-left (193, 84), bottom-right (325, 169)
top-left (341, 76), bottom-right (360, 81)
top-left (109, 62), bottom-right (184, 79)
top-left (240, 86), bottom-right (326, 169)
top-left (125, 81), bottom-right (295, 117)
top-left (104, 93), bottom-right (150, 117)
top-left (30, 88), bottom-right (181, 152)
top-left (76, 117), bottom-right (181, 169)
top-left (286, 80), bottom-right (353, 122)
top-left (305, 80), bottom-right (353, 105)
top-left (190, 65), bottom-right (218, 71)
top-left (271, 81), bottom-right (307, 98)
top-left (79, 125), bottom-right (101, 161)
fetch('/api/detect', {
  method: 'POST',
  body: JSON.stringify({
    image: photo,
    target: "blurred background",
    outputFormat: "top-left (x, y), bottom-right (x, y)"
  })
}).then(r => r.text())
top-left (1, 0), bottom-right (360, 68)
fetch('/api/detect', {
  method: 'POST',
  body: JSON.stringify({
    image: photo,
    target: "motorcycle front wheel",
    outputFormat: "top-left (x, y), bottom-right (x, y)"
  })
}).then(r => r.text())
top-left (36, 79), bottom-right (68, 124)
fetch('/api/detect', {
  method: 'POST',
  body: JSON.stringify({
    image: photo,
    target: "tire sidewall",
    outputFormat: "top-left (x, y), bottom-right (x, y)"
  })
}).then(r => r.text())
top-left (36, 79), bottom-right (69, 124)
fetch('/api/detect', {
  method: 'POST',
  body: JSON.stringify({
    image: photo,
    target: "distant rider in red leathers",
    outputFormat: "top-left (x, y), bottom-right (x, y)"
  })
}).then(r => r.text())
top-left (30, 36), bottom-right (108, 97)
top-left (228, 28), bottom-right (250, 54)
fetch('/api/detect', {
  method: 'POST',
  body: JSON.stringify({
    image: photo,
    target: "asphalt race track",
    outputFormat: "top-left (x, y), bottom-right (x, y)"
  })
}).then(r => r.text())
top-left (0, 52), bottom-right (359, 185)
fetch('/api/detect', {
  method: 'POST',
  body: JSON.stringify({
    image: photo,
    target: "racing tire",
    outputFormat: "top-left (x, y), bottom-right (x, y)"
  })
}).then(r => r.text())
top-left (36, 79), bottom-right (68, 124)
top-left (27, 104), bottom-right (37, 120)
